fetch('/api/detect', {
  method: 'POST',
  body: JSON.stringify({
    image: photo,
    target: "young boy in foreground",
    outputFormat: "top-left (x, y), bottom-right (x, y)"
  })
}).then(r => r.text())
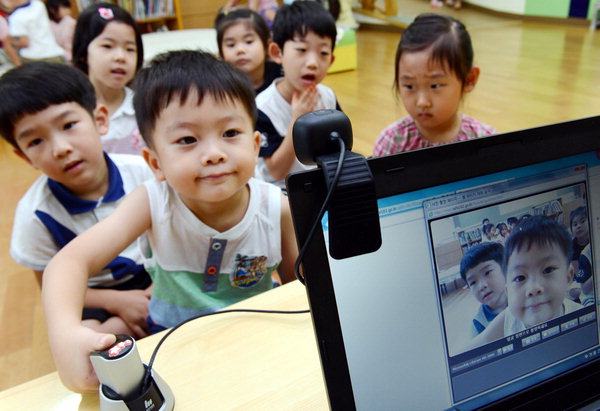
top-left (42, 50), bottom-right (298, 393)
top-left (0, 62), bottom-right (153, 339)
top-left (254, 0), bottom-right (341, 189)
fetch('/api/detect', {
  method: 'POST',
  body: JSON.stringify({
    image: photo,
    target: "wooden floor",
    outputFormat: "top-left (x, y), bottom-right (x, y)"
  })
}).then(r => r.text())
top-left (2, 1), bottom-right (600, 391)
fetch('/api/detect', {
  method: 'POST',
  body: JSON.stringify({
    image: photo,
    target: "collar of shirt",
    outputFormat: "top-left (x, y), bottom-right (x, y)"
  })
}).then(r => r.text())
top-left (47, 153), bottom-right (125, 215)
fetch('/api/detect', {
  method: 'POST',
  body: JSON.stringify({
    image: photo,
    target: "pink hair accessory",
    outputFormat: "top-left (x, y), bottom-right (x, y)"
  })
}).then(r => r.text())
top-left (98, 7), bottom-right (114, 20)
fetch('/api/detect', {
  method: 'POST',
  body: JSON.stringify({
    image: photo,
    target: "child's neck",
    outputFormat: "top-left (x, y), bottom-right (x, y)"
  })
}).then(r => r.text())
top-left (417, 113), bottom-right (462, 144)
top-left (249, 64), bottom-right (266, 90)
top-left (182, 184), bottom-right (250, 233)
top-left (93, 84), bottom-right (125, 117)
top-left (275, 78), bottom-right (296, 104)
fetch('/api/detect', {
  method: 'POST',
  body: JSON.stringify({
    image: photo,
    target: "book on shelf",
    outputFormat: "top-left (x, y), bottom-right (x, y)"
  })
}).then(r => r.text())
top-left (75, 0), bottom-right (175, 20)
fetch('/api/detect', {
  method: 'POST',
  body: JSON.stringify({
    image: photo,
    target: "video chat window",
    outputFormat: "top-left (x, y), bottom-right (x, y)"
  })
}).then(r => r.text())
top-left (424, 165), bottom-right (598, 403)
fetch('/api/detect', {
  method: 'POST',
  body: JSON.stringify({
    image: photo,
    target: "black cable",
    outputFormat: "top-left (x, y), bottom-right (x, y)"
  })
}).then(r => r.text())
top-left (293, 133), bottom-right (346, 285)
top-left (141, 307), bottom-right (310, 391)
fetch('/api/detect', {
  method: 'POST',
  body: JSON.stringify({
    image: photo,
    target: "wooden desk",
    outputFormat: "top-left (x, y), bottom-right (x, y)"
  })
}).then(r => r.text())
top-left (0, 281), bottom-right (329, 410)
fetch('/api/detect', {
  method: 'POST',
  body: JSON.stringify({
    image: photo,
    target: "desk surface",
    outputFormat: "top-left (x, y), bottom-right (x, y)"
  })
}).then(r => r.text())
top-left (0, 281), bottom-right (329, 410)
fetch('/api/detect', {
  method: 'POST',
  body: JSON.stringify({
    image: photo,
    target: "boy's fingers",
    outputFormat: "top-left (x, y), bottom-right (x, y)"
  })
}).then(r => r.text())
top-left (93, 333), bottom-right (117, 351)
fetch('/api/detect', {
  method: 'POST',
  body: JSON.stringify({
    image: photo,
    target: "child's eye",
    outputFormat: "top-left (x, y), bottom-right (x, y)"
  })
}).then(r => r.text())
top-left (431, 83), bottom-right (443, 89)
top-left (295, 47), bottom-right (306, 53)
top-left (224, 42), bottom-right (235, 48)
top-left (543, 266), bottom-right (557, 274)
top-left (127, 47), bottom-right (136, 53)
top-left (63, 121), bottom-right (77, 130)
top-left (223, 129), bottom-right (240, 138)
top-left (512, 274), bottom-right (525, 283)
top-left (27, 138), bottom-right (43, 148)
top-left (320, 51), bottom-right (330, 57)
top-left (402, 84), bottom-right (414, 91)
top-left (469, 280), bottom-right (476, 287)
top-left (176, 136), bottom-right (197, 145)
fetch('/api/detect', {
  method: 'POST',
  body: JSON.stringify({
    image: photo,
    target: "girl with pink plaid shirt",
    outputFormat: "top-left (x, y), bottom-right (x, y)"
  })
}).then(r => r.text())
top-left (373, 14), bottom-right (495, 157)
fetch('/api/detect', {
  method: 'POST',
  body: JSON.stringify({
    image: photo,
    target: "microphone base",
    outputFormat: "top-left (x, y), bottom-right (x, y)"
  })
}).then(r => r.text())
top-left (98, 365), bottom-right (175, 411)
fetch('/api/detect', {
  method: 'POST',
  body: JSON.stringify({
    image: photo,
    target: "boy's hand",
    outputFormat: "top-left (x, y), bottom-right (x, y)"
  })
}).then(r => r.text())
top-left (291, 85), bottom-right (320, 120)
top-left (106, 289), bottom-right (151, 339)
top-left (54, 327), bottom-right (116, 393)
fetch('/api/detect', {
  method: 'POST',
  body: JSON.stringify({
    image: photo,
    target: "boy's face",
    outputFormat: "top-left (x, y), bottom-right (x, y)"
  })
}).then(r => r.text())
top-left (143, 92), bottom-right (260, 213)
top-left (465, 260), bottom-right (507, 312)
top-left (270, 30), bottom-right (334, 94)
top-left (13, 102), bottom-right (109, 199)
top-left (571, 214), bottom-right (589, 243)
top-left (506, 242), bottom-right (574, 328)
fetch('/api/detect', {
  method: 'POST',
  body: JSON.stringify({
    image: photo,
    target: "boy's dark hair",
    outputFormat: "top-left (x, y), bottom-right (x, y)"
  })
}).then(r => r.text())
top-left (271, 1), bottom-right (337, 51)
top-left (72, 3), bottom-right (144, 75)
top-left (394, 13), bottom-right (474, 96)
top-left (460, 242), bottom-right (504, 282)
top-left (45, 0), bottom-right (71, 22)
top-left (215, 8), bottom-right (270, 58)
top-left (0, 62), bottom-right (96, 150)
top-left (503, 215), bottom-right (572, 273)
top-left (133, 50), bottom-right (257, 147)
top-left (569, 206), bottom-right (588, 228)
top-left (507, 216), bottom-right (518, 226)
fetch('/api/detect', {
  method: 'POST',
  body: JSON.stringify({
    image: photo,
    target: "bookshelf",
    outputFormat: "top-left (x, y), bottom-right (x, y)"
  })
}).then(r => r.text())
top-left (73, 0), bottom-right (183, 32)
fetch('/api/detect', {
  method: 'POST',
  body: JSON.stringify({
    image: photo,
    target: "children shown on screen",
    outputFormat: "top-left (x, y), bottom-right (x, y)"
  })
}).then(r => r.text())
top-left (46, 0), bottom-right (76, 62)
top-left (372, 14), bottom-right (495, 157)
top-left (72, 3), bottom-right (144, 155)
top-left (459, 242), bottom-right (508, 336)
top-left (41, 50), bottom-right (299, 393)
top-left (0, 62), bottom-right (153, 340)
top-left (215, 8), bottom-right (282, 95)
top-left (254, 0), bottom-right (340, 189)
top-left (569, 206), bottom-right (590, 272)
top-left (467, 216), bottom-right (583, 348)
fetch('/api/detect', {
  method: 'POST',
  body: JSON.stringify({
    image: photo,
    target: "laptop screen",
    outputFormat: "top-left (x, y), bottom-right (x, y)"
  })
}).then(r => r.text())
top-left (287, 116), bottom-right (600, 410)
top-left (324, 153), bottom-right (598, 409)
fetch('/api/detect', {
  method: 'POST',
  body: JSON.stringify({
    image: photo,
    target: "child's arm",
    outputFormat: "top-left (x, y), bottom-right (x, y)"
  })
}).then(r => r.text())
top-left (10, 35), bottom-right (28, 49)
top-left (2, 35), bottom-right (21, 66)
top-left (42, 186), bottom-right (152, 393)
top-left (264, 85), bottom-right (320, 181)
top-left (277, 194), bottom-right (299, 284)
top-left (462, 310), bottom-right (506, 352)
top-left (85, 287), bottom-right (151, 338)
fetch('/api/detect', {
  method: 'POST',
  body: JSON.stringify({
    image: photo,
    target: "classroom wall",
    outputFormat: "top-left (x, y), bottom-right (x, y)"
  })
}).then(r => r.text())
top-left (467, 0), bottom-right (594, 19)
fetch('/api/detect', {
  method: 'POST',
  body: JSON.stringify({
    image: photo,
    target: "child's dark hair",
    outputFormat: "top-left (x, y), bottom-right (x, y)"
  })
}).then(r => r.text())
top-left (271, 1), bottom-right (337, 51)
top-left (460, 242), bottom-right (504, 283)
top-left (507, 216), bottom-right (518, 226)
top-left (503, 215), bottom-right (572, 273)
top-left (133, 50), bottom-right (257, 147)
top-left (394, 13), bottom-right (474, 95)
top-left (72, 3), bottom-right (144, 75)
top-left (569, 206), bottom-right (588, 228)
top-left (0, 62), bottom-right (96, 150)
top-left (496, 222), bottom-right (508, 234)
top-left (45, 0), bottom-right (71, 22)
top-left (215, 8), bottom-right (270, 59)
top-left (482, 223), bottom-right (494, 237)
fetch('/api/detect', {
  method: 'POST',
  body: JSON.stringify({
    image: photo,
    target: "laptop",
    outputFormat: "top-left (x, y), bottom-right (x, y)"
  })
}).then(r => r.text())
top-left (286, 114), bottom-right (600, 410)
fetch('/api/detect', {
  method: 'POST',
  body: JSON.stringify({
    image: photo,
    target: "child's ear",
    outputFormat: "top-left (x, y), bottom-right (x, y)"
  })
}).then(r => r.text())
top-left (463, 66), bottom-right (480, 93)
top-left (142, 146), bottom-right (166, 182)
top-left (252, 130), bottom-right (261, 161)
top-left (269, 42), bottom-right (283, 64)
top-left (93, 104), bottom-right (110, 136)
top-left (567, 262), bottom-right (575, 283)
